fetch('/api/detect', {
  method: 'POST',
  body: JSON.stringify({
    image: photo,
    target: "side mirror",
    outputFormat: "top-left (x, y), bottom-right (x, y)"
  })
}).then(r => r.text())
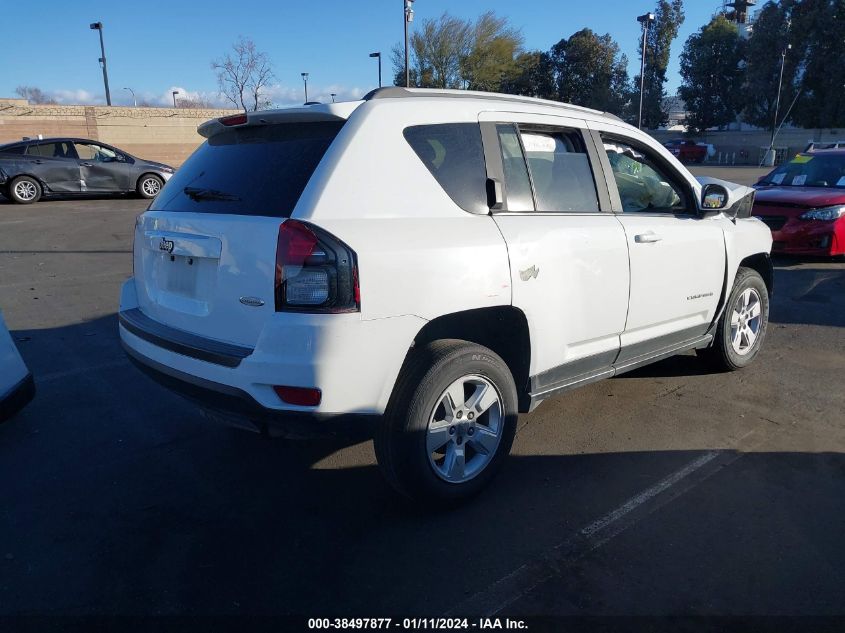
top-left (701, 183), bottom-right (728, 210)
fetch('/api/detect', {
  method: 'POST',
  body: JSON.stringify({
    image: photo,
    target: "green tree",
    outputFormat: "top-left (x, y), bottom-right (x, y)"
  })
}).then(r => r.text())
top-left (461, 12), bottom-right (524, 91)
top-left (678, 15), bottom-right (746, 133)
top-left (740, 1), bottom-right (797, 130)
top-left (790, 0), bottom-right (845, 129)
top-left (547, 29), bottom-right (631, 115)
top-left (391, 11), bottom-right (523, 92)
top-left (634, 0), bottom-right (685, 128)
top-left (499, 51), bottom-right (555, 98)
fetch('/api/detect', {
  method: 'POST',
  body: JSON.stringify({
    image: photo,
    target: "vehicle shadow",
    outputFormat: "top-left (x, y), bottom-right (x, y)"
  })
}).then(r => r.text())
top-left (1, 315), bottom-right (844, 620)
top-left (770, 263), bottom-right (845, 327)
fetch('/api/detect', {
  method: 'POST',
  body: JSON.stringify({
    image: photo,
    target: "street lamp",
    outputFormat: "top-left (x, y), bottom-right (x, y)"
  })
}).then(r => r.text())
top-left (636, 12), bottom-right (656, 130)
top-left (369, 51), bottom-right (382, 88)
top-left (330, 93), bottom-right (337, 103)
top-left (301, 72), bottom-right (309, 104)
top-left (172, 90), bottom-right (179, 108)
top-left (89, 22), bottom-right (112, 106)
top-left (404, 0), bottom-right (415, 87)
top-left (123, 87), bottom-right (136, 107)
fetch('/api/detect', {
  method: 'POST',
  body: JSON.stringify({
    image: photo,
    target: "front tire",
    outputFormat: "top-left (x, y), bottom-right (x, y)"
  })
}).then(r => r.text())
top-left (698, 267), bottom-right (769, 371)
top-left (9, 176), bottom-right (41, 204)
top-left (375, 340), bottom-right (518, 504)
top-left (137, 174), bottom-right (163, 199)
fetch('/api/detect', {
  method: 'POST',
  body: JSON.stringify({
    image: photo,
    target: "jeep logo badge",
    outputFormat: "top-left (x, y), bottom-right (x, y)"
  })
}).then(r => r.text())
top-left (158, 238), bottom-right (175, 253)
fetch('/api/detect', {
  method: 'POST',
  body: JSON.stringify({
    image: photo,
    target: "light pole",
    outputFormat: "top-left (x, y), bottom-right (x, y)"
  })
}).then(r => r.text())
top-left (89, 22), bottom-right (112, 106)
top-left (764, 44), bottom-right (792, 166)
top-left (172, 90), bottom-right (179, 107)
top-left (637, 12), bottom-right (656, 130)
top-left (330, 93), bottom-right (337, 103)
top-left (301, 72), bottom-right (309, 103)
top-left (369, 51), bottom-right (382, 88)
top-left (123, 87), bottom-right (136, 107)
top-left (404, 0), bottom-right (415, 87)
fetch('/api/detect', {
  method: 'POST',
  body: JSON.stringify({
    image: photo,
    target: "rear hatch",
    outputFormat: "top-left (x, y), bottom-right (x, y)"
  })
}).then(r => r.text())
top-left (133, 110), bottom-right (350, 348)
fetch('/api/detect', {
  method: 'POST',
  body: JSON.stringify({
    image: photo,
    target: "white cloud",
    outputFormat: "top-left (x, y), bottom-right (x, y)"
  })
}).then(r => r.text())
top-left (37, 83), bottom-right (365, 108)
top-left (47, 89), bottom-right (105, 105)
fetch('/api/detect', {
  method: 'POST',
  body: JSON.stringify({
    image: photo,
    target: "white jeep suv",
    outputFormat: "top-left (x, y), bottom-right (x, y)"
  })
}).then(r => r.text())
top-left (119, 88), bottom-right (772, 503)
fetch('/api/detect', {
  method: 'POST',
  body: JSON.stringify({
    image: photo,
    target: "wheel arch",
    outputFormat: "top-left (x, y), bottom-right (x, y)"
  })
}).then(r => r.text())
top-left (409, 305), bottom-right (532, 412)
top-left (738, 252), bottom-right (774, 297)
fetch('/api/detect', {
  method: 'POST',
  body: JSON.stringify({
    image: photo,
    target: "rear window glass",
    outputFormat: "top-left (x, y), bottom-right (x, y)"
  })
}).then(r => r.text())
top-left (150, 121), bottom-right (343, 216)
top-left (404, 123), bottom-right (488, 214)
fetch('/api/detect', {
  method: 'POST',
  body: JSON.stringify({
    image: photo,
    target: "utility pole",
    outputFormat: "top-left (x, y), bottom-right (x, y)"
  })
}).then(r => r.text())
top-left (301, 73), bottom-right (309, 103)
top-left (637, 13), bottom-right (656, 130)
top-left (89, 22), bottom-right (112, 106)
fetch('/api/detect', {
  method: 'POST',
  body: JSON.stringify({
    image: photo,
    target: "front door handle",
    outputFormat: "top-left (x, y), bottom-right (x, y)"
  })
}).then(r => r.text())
top-left (634, 232), bottom-right (663, 244)
top-left (80, 162), bottom-right (94, 167)
top-left (31, 159), bottom-right (43, 164)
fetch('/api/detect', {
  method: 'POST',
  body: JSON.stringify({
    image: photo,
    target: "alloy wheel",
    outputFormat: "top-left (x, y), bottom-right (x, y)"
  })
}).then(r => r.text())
top-left (14, 181), bottom-right (37, 201)
top-left (426, 374), bottom-right (504, 484)
top-left (730, 287), bottom-right (762, 355)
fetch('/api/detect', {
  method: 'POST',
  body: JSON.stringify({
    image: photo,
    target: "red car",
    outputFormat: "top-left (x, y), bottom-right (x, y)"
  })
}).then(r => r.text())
top-left (753, 150), bottom-right (845, 257)
top-left (663, 139), bottom-right (707, 163)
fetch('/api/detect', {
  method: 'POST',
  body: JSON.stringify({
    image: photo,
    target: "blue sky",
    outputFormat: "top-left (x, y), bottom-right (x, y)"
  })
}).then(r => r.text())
top-left (3, 0), bottom-right (725, 107)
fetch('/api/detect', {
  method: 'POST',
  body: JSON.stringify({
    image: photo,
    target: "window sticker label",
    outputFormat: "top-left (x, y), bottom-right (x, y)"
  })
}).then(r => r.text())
top-left (772, 173), bottom-right (786, 184)
top-left (837, 176), bottom-right (845, 186)
top-left (792, 174), bottom-right (807, 186)
top-left (791, 154), bottom-right (813, 164)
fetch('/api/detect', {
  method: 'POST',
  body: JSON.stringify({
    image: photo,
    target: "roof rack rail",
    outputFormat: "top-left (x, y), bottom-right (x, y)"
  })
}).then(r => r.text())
top-left (361, 87), bottom-right (624, 123)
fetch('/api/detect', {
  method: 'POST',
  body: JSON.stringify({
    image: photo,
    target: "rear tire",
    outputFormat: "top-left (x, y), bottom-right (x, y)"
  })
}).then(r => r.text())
top-left (8, 176), bottom-right (41, 204)
top-left (137, 174), bottom-right (163, 199)
top-left (697, 267), bottom-right (769, 371)
top-left (375, 340), bottom-right (518, 505)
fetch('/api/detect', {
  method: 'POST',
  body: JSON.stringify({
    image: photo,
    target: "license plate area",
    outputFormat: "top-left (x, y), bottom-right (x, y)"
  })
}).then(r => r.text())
top-left (163, 253), bottom-right (199, 295)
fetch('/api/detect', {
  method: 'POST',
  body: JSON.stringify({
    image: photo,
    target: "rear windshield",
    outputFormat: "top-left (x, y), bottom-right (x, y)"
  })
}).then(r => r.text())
top-left (150, 121), bottom-right (343, 216)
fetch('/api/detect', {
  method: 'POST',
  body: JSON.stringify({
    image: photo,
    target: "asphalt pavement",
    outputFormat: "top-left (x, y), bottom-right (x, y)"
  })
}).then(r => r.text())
top-left (0, 172), bottom-right (843, 628)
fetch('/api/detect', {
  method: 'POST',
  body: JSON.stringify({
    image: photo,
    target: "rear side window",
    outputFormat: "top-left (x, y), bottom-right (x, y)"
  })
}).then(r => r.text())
top-left (150, 122), bottom-right (343, 217)
top-left (0, 144), bottom-right (25, 155)
top-left (26, 142), bottom-right (77, 159)
top-left (404, 123), bottom-right (488, 214)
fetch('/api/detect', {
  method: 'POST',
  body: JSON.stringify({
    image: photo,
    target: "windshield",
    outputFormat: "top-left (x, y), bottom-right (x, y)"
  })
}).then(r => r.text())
top-left (150, 121), bottom-right (343, 217)
top-left (758, 153), bottom-right (845, 188)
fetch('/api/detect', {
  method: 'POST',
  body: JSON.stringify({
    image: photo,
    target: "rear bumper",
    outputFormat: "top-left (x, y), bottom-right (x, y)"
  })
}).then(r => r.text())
top-left (123, 343), bottom-right (376, 438)
top-left (0, 373), bottom-right (35, 423)
top-left (118, 278), bottom-right (425, 426)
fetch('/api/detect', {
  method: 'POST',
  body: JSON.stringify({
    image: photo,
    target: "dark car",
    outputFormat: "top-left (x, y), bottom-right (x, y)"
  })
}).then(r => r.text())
top-left (663, 139), bottom-right (707, 163)
top-left (0, 138), bottom-right (174, 204)
top-left (753, 150), bottom-right (845, 256)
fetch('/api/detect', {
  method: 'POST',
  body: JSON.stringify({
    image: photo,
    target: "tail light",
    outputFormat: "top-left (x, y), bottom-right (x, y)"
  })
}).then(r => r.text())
top-left (219, 112), bottom-right (248, 126)
top-left (275, 220), bottom-right (359, 313)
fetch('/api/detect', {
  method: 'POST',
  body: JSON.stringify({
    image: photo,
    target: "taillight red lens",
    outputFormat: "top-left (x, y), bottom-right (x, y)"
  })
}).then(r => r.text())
top-left (219, 113), bottom-right (248, 126)
top-left (273, 385), bottom-right (322, 407)
top-left (275, 220), bottom-right (360, 313)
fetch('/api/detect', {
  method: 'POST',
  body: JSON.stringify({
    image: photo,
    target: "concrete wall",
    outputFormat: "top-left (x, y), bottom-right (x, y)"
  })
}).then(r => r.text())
top-left (0, 99), bottom-right (240, 167)
top-left (648, 127), bottom-right (845, 165)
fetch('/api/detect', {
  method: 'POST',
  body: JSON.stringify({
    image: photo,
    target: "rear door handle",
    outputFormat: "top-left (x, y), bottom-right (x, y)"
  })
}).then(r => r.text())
top-left (31, 159), bottom-right (43, 164)
top-left (80, 162), bottom-right (94, 167)
top-left (634, 232), bottom-right (663, 243)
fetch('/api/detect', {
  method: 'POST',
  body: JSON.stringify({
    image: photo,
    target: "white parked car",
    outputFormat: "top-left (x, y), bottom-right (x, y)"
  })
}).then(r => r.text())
top-left (1, 310), bottom-right (34, 422)
top-left (119, 88), bottom-right (772, 503)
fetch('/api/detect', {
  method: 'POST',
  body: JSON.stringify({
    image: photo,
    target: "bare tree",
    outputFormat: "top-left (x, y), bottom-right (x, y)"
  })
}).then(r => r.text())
top-left (15, 85), bottom-right (57, 105)
top-left (211, 37), bottom-right (275, 111)
top-left (176, 96), bottom-right (213, 109)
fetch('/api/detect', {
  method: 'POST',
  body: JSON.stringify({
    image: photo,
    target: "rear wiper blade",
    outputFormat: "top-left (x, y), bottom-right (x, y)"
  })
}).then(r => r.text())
top-left (183, 186), bottom-right (241, 202)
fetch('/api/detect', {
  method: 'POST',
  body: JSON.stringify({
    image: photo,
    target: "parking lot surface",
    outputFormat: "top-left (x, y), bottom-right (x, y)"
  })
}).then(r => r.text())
top-left (1, 173), bottom-right (844, 622)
